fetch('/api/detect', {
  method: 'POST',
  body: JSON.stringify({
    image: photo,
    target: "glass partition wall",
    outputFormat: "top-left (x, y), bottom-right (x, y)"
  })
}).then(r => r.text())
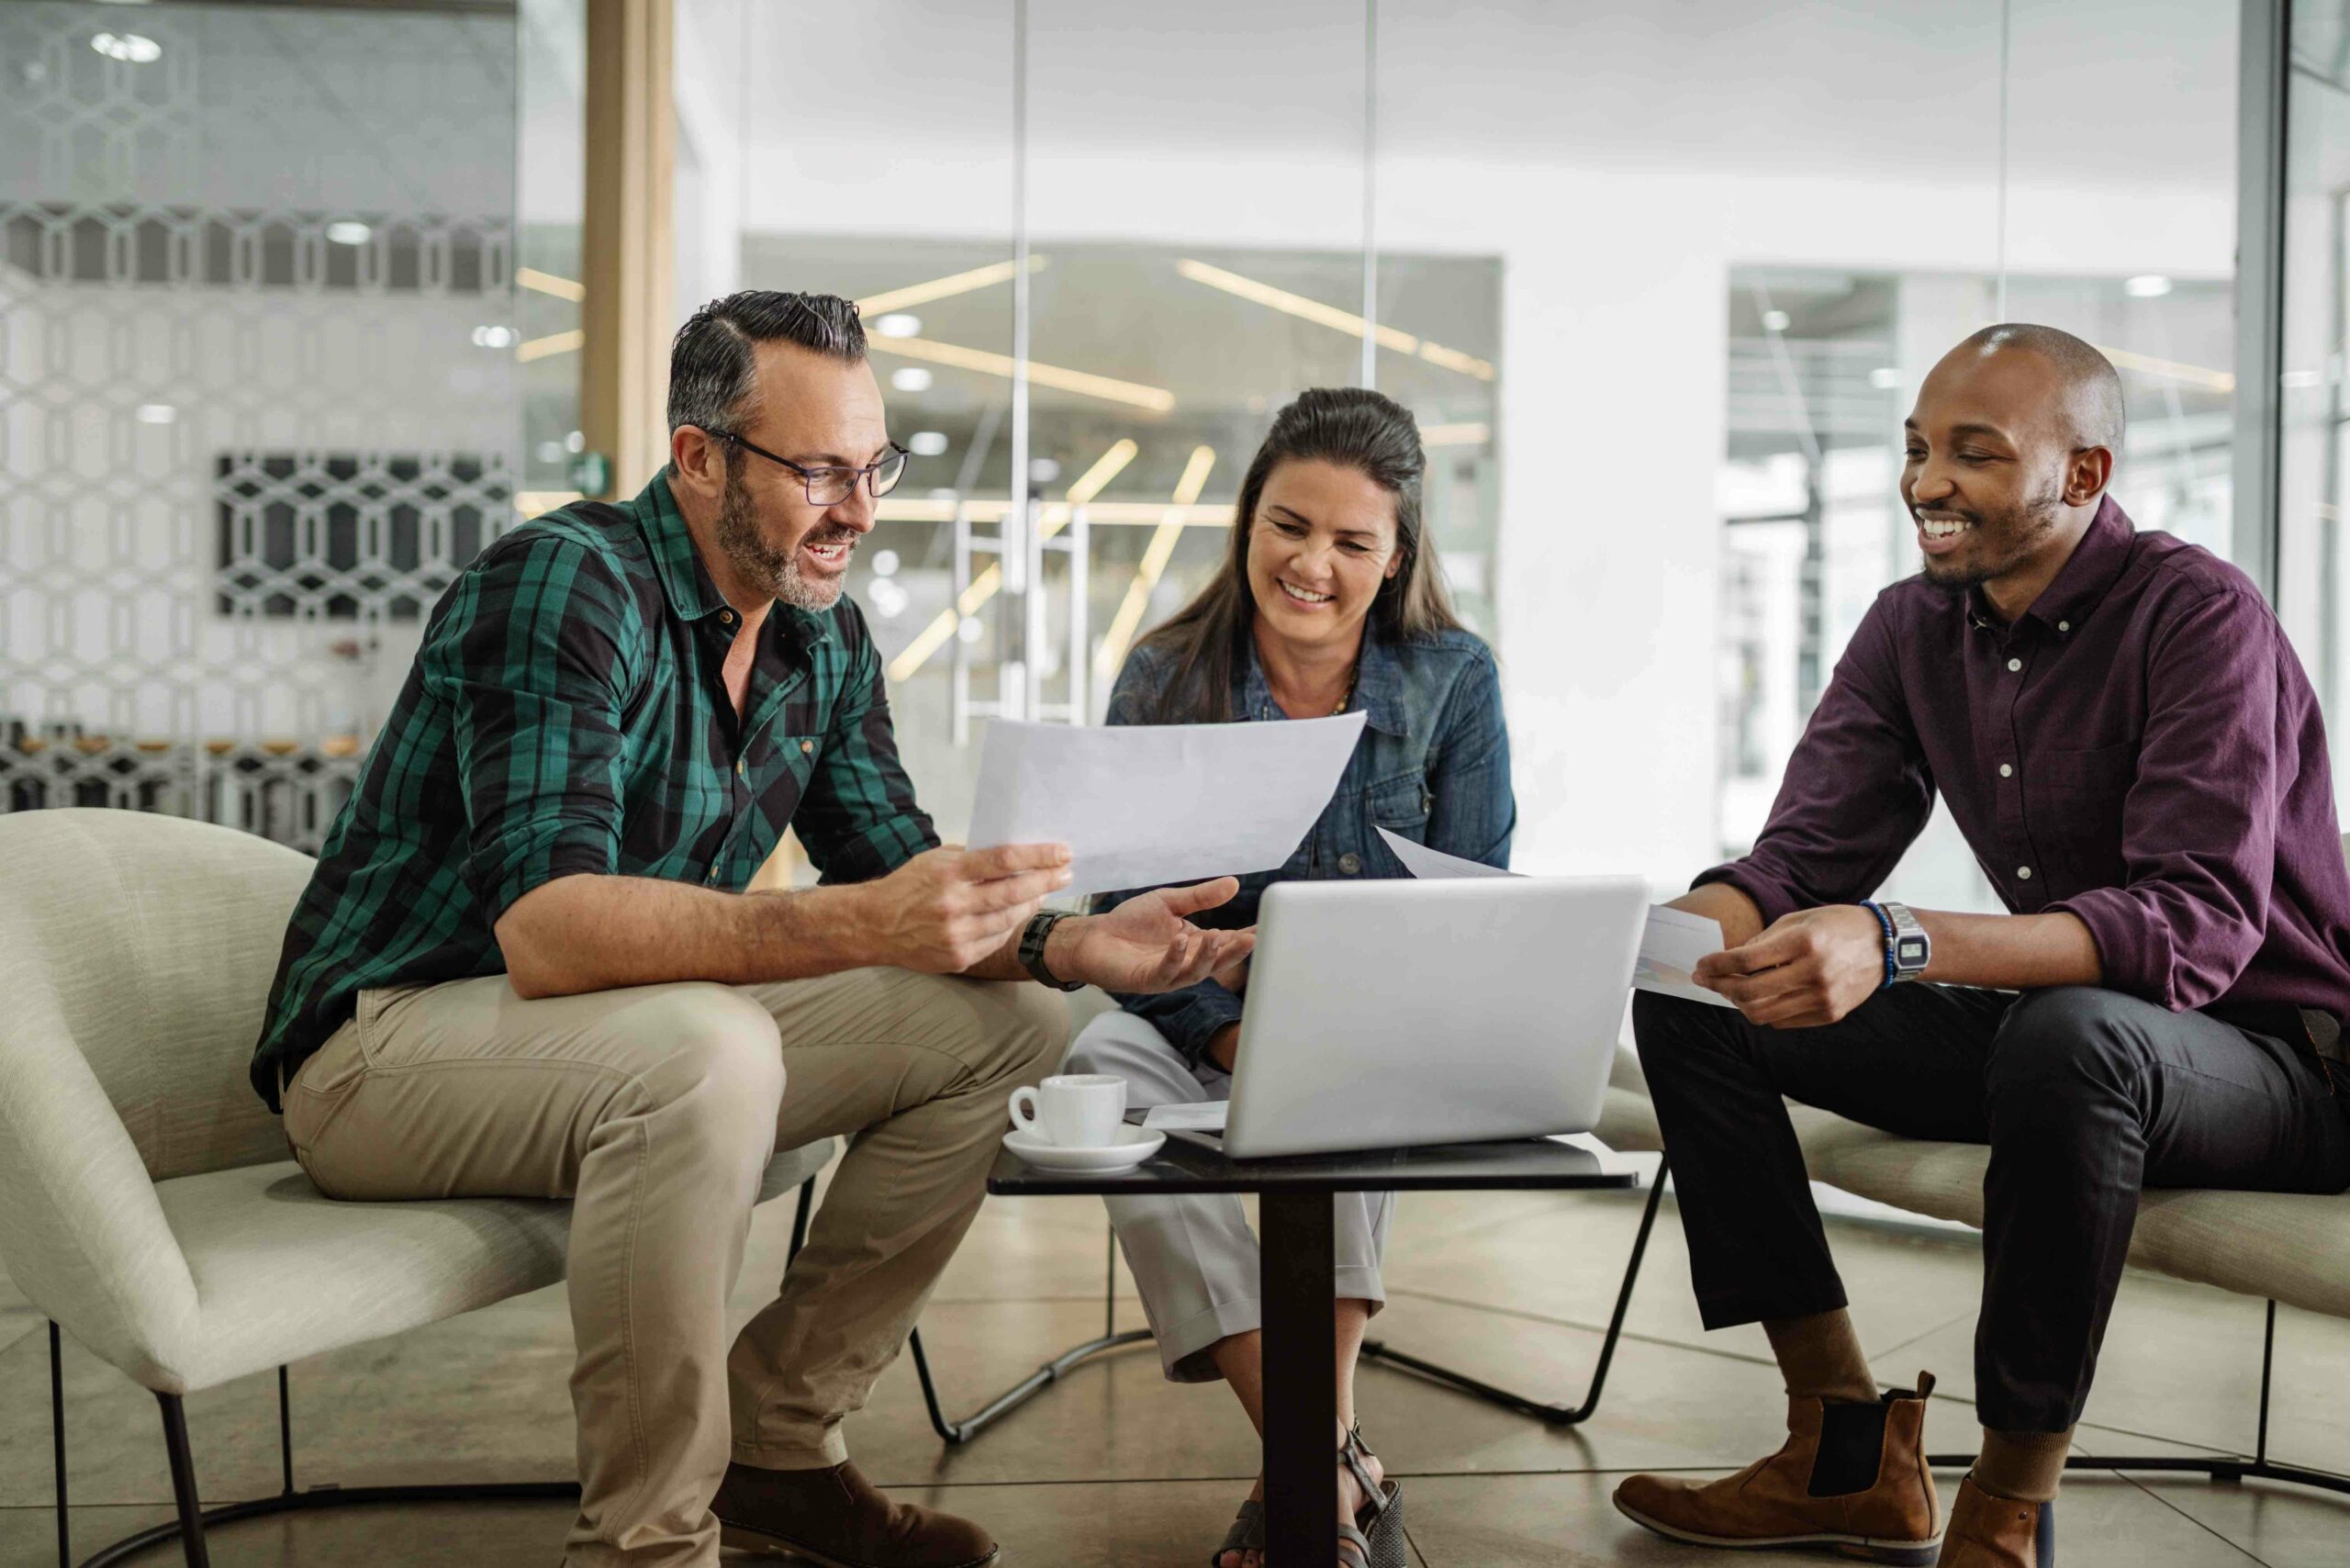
top-left (728, 1), bottom-right (1501, 847)
top-left (0, 0), bottom-right (544, 849)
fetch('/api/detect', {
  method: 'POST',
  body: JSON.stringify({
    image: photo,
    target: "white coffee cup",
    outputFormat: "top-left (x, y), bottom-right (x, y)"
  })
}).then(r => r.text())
top-left (1009, 1074), bottom-right (1128, 1148)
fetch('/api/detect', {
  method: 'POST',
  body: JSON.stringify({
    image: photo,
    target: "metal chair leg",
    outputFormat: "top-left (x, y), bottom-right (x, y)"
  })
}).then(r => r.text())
top-left (788, 1174), bottom-right (816, 1266)
top-left (50, 1322), bottom-right (70, 1568)
top-left (1359, 1158), bottom-right (1671, 1425)
top-left (909, 1221), bottom-right (1152, 1446)
top-left (154, 1394), bottom-right (211, 1568)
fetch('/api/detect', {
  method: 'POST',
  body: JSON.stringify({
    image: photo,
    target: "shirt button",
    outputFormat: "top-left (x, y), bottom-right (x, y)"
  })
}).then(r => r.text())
top-left (800, 739), bottom-right (814, 755)
top-left (735, 757), bottom-right (745, 776)
top-left (718, 610), bottom-right (735, 625)
top-left (2017, 866), bottom-right (2033, 880)
top-left (1999, 763), bottom-right (2014, 778)
top-left (2007, 657), bottom-right (2023, 672)
top-left (2058, 621), bottom-right (2070, 633)
top-left (1338, 853), bottom-right (1361, 875)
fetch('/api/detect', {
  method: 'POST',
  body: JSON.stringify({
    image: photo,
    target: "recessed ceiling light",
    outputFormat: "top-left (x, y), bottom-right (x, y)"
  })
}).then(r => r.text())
top-left (874, 313), bottom-right (922, 339)
top-left (135, 404), bottom-right (175, 424)
top-left (957, 616), bottom-right (985, 644)
top-left (325, 220), bottom-right (372, 246)
top-left (1029, 457), bottom-right (1062, 484)
top-left (91, 31), bottom-right (161, 63)
top-left (890, 366), bottom-right (933, 393)
top-left (2124, 274), bottom-right (2174, 298)
top-left (471, 325), bottom-right (517, 349)
top-left (1762, 309), bottom-right (1791, 332)
top-left (908, 431), bottom-right (949, 457)
top-left (1869, 367), bottom-right (1900, 389)
top-left (870, 549), bottom-right (901, 578)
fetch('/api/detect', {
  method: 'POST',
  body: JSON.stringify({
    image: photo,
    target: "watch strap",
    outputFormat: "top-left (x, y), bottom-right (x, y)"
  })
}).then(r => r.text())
top-left (1019, 910), bottom-right (1084, 991)
top-left (1879, 900), bottom-right (1930, 983)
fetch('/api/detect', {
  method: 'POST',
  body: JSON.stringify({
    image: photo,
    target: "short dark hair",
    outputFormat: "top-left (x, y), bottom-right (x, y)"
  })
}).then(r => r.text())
top-left (1958, 322), bottom-right (2127, 452)
top-left (666, 290), bottom-right (867, 434)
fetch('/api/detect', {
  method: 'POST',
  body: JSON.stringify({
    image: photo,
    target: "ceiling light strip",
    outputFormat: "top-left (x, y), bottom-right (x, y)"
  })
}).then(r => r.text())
top-left (1042, 439), bottom-right (1140, 540)
top-left (2092, 343), bottom-right (2235, 394)
top-left (517, 267), bottom-right (587, 303)
top-left (1176, 258), bottom-right (1494, 382)
top-left (869, 335), bottom-right (1174, 412)
top-left (856, 256), bottom-right (1049, 318)
top-left (516, 329), bottom-right (586, 363)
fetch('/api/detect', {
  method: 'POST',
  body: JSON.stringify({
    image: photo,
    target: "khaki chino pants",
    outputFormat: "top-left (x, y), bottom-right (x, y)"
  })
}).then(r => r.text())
top-left (281, 967), bottom-right (1069, 1568)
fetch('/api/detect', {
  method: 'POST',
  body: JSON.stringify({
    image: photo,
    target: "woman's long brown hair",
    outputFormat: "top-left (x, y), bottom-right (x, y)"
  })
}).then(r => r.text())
top-left (1129, 387), bottom-right (1462, 724)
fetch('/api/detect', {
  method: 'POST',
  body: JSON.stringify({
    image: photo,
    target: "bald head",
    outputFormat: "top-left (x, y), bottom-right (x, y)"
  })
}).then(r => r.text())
top-left (1900, 323), bottom-right (2123, 609)
top-left (1946, 323), bottom-right (2126, 454)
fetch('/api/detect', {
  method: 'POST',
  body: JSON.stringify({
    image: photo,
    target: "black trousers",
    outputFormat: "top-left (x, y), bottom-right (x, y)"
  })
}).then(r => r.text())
top-left (1631, 983), bottom-right (2350, 1431)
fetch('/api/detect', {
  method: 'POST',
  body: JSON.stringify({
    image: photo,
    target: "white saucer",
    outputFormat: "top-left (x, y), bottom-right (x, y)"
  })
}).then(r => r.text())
top-left (1002, 1124), bottom-right (1166, 1172)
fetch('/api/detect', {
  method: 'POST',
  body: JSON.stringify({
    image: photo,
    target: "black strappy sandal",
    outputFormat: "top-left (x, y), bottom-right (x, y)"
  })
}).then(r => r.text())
top-left (1338, 1424), bottom-right (1407, 1568)
top-left (1206, 1428), bottom-right (1406, 1568)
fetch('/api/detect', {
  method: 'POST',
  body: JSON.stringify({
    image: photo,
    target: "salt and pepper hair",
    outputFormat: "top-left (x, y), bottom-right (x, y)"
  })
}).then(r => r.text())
top-left (666, 290), bottom-right (867, 435)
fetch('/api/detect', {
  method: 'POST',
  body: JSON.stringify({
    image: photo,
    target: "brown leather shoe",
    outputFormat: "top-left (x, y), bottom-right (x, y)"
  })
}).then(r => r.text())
top-left (711, 1460), bottom-right (999, 1568)
top-left (1613, 1372), bottom-right (1942, 1563)
top-left (1938, 1475), bottom-right (2053, 1566)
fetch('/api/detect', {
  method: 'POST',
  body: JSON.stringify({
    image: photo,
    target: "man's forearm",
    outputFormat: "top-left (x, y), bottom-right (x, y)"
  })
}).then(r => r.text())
top-left (1669, 881), bottom-right (1767, 949)
top-left (1914, 909), bottom-right (2101, 991)
top-left (497, 874), bottom-right (875, 999)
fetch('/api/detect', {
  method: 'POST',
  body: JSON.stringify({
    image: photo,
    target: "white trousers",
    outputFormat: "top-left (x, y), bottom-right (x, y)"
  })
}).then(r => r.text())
top-left (1063, 1010), bottom-right (1393, 1382)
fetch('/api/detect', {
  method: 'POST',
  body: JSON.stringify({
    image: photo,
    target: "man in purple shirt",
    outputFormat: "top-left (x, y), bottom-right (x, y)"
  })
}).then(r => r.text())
top-left (1612, 325), bottom-right (2350, 1568)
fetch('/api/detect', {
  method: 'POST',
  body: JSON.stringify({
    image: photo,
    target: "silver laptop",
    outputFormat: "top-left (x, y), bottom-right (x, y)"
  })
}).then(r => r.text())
top-left (1207, 876), bottom-right (1650, 1159)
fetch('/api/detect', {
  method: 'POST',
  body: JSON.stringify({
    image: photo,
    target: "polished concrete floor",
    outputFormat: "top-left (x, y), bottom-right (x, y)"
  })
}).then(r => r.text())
top-left (5, 1171), bottom-right (2347, 1565)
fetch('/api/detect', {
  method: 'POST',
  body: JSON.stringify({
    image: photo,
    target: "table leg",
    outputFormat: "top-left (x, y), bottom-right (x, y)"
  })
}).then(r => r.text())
top-left (1259, 1191), bottom-right (1339, 1565)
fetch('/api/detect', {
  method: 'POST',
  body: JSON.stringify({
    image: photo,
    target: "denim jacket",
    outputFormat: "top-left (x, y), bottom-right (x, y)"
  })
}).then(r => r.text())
top-left (1097, 625), bottom-right (1516, 1067)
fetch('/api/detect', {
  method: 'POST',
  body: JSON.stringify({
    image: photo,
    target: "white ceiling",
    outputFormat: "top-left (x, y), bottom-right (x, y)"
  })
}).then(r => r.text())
top-left (713, 0), bottom-right (2239, 196)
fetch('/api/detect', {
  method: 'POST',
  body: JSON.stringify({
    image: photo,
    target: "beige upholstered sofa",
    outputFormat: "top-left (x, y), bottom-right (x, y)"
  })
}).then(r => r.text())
top-left (0, 809), bottom-right (835, 1566)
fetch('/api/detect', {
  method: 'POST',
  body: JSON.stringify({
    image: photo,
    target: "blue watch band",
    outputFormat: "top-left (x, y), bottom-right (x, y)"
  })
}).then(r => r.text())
top-left (1861, 901), bottom-right (1897, 991)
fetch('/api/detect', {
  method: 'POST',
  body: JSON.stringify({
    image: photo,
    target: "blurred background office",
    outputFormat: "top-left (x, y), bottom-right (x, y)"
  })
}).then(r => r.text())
top-left (5, 0), bottom-right (2308, 909)
top-left (6, 3), bottom-right (2350, 1563)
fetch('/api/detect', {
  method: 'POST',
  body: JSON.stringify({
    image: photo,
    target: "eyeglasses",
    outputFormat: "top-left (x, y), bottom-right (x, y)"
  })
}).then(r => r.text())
top-left (703, 429), bottom-right (910, 506)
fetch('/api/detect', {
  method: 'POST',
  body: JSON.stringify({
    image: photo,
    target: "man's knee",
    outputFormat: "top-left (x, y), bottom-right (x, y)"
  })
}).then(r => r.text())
top-left (995, 980), bottom-right (1076, 1079)
top-left (629, 984), bottom-right (787, 1143)
top-left (1986, 987), bottom-right (2146, 1105)
top-left (1631, 989), bottom-right (1744, 1086)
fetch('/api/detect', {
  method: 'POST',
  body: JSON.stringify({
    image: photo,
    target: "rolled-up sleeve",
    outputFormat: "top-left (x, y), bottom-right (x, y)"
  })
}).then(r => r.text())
top-left (2048, 587), bottom-right (2279, 1011)
top-left (796, 612), bottom-right (940, 885)
top-left (1695, 596), bottom-right (1933, 923)
top-left (421, 533), bottom-right (634, 925)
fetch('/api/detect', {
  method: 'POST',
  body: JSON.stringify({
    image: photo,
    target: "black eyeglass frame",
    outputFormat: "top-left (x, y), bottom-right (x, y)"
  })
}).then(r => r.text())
top-left (702, 428), bottom-right (911, 506)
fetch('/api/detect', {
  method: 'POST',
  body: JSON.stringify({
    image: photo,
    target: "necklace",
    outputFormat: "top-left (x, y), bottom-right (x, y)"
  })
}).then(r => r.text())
top-left (1331, 665), bottom-right (1359, 716)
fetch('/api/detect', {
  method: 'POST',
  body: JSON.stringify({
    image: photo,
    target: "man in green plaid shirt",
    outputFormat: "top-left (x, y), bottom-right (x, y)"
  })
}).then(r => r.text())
top-left (252, 292), bottom-right (1250, 1568)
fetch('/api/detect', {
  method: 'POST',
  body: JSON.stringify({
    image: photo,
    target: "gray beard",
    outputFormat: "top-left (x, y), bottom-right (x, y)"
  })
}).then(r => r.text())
top-left (716, 467), bottom-right (845, 612)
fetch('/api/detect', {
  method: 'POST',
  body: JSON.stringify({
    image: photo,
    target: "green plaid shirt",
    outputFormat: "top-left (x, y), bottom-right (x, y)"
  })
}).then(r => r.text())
top-left (249, 472), bottom-right (938, 1107)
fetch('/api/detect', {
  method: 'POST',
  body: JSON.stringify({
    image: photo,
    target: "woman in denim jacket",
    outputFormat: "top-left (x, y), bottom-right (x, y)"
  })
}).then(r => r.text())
top-left (1063, 387), bottom-right (1514, 1568)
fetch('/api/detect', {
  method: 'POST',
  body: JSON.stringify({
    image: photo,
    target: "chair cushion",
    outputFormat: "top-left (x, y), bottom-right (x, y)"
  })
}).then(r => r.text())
top-left (140, 1138), bottom-right (834, 1394)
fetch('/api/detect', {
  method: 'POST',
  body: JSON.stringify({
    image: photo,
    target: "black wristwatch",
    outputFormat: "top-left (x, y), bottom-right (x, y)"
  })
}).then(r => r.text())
top-left (1019, 910), bottom-right (1084, 991)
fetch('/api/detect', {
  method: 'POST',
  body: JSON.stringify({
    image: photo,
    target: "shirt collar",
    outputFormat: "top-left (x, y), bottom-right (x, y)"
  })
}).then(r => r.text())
top-left (1968, 492), bottom-right (2135, 637)
top-left (1237, 625), bottom-right (1408, 735)
top-left (635, 468), bottom-right (834, 652)
top-left (637, 469), bottom-right (726, 622)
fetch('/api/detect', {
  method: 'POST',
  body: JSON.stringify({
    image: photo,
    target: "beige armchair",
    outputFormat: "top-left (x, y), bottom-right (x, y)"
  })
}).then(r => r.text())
top-left (0, 809), bottom-right (834, 1568)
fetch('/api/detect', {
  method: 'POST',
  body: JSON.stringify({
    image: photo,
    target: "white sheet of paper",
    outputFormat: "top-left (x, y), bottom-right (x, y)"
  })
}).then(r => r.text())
top-left (1635, 905), bottom-right (1738, 1009)
top-left (968, 712), bottom-right (1367, 899)
top-left (1376, 829), bottom-right (1736, 1009)
top-left (1372, 826), bottom-right (1517, 879)
top-left (1142, 1103), bottom-right (1231, 1132)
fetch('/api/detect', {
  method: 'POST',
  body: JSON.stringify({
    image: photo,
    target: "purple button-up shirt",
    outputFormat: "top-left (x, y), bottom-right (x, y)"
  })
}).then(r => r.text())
top-left (1701, 495), bottom-right (2350, 1022)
